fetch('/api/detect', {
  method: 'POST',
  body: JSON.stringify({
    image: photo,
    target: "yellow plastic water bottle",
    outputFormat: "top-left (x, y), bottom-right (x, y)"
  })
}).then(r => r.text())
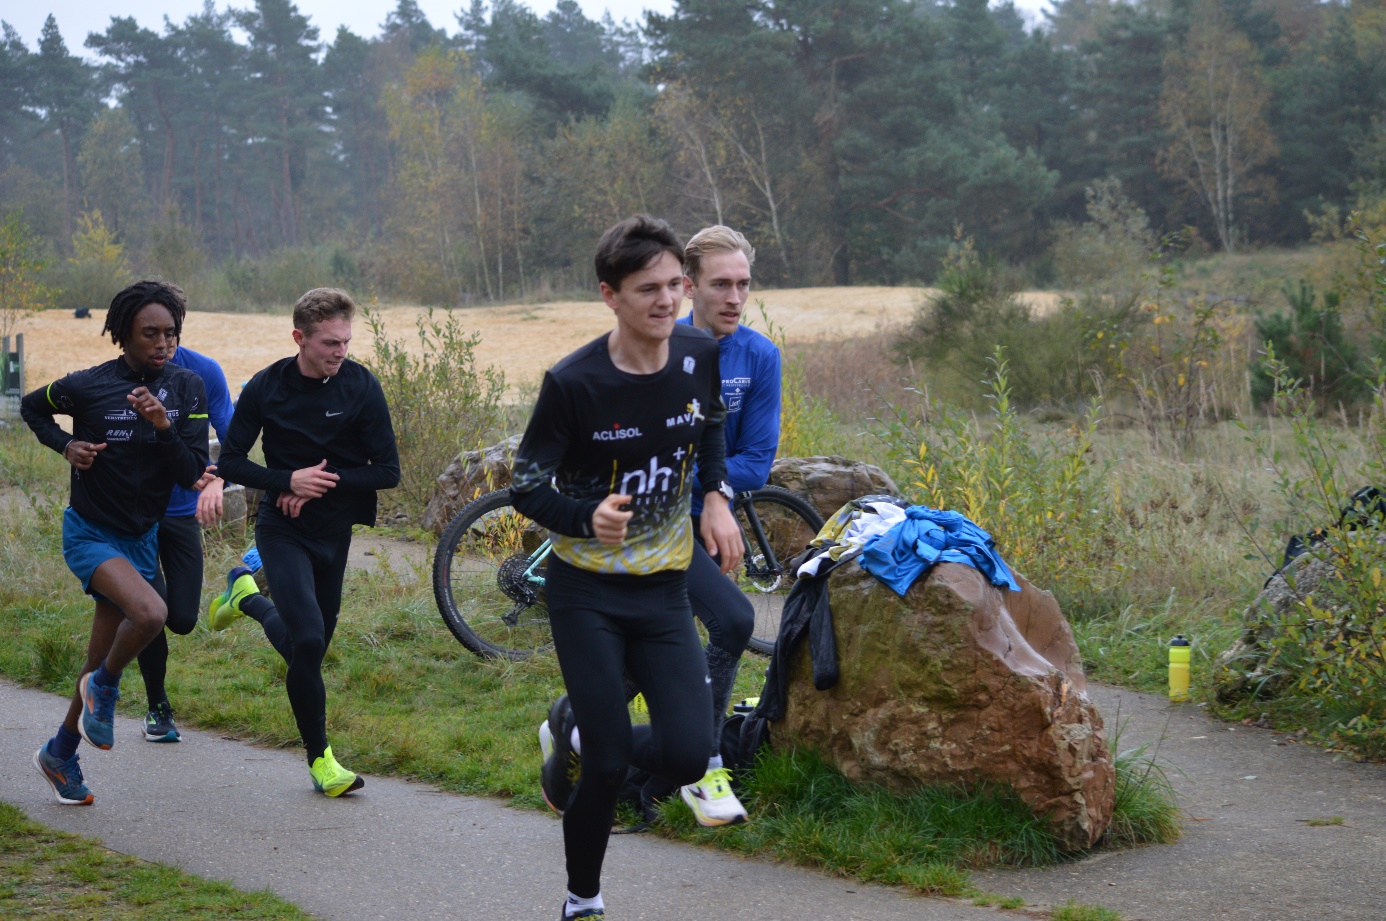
top-left (1168, 634), bottom-right (1191, 702)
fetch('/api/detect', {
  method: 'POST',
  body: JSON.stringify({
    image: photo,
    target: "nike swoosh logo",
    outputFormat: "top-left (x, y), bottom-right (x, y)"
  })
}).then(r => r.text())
top-left (326, 411), bottom-right (343, 417)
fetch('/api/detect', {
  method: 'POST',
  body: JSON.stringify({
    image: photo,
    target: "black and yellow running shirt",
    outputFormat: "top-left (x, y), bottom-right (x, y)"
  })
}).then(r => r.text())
top-left (511, 325), bottom-right (729, 575)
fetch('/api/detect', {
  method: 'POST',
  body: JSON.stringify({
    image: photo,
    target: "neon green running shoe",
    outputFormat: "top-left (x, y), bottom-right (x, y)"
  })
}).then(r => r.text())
top-left (208, 566), bottom-right (258, 631)
top-left (310, 746), bottom-right (365, 797)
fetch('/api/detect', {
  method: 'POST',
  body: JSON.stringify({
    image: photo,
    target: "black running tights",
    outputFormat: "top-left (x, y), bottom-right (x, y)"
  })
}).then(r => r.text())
top-left (139, 514), bottom-right (203, 708)
top-left (547, 555), bottom-right (712, 899)
top-left (241, 511), bottom-right (352, 763)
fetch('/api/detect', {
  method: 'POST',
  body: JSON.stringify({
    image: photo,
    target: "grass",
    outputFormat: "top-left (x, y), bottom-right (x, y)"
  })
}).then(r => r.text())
top-left (0, 800), bottom-right (308, 919)
top-left (1050, 902), bottom-right (1124, 921)
top-left (654, 723), bottom-right (1180, 899)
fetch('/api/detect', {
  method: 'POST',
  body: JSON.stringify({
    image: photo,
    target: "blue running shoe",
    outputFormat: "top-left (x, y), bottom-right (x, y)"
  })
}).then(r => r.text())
top-left (242, 545), bottom-right (263, 573)
top-left (33, 746), bottom-right (94, 805)
top-left (559, 903), bottom-right (605, 920)
top-left (78, 671), bottom-right (119, 751)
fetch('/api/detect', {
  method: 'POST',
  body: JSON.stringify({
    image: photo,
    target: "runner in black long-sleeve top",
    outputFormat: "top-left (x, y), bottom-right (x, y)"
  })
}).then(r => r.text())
top-left (513, 216), bottom-right (743, 921)
top-left (209, 287), bottom-right (399, 797)
top-left (21, 280), bottom-right (210, 806)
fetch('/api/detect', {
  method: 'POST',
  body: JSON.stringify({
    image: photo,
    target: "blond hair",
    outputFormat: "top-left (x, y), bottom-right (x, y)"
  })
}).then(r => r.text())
top-left (683, 225), bottom-right (755, 282)
top-left (292, 287), bottom-right (356, 333)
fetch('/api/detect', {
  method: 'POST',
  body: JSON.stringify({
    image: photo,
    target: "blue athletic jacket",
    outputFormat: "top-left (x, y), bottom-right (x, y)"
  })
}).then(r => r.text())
top-left (676, 316), bottom-right (782, 513)
top-left (165, 345), bottom-right (234, 518)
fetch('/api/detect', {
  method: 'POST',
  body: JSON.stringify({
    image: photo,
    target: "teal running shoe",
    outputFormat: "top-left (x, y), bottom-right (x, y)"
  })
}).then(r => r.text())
top-left (33, 747), bottom-right (94, 805)
top-left (78, 672), bottom-right (119, 751)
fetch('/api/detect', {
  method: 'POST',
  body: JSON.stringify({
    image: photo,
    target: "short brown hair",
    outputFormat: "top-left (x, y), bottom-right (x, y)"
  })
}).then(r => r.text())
top-left (292, 288), bottom-right (355, 333)
top-left (594, 215), bottom-right (683, 291)
top-left (683, 225), bottom-right (755, 283)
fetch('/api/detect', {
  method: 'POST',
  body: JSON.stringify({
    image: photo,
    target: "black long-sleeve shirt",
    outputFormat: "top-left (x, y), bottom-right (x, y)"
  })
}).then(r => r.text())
top-left (511, 325), bottom-right (728, 575)
top-left (20, 357), bottom-right (209, 536)
top-left (217, 356), bottom-right (400, 534)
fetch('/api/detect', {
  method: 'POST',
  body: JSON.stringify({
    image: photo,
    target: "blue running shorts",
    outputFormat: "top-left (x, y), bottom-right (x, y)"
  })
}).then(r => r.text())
top-left (62, 507), bottom-right (159, 596)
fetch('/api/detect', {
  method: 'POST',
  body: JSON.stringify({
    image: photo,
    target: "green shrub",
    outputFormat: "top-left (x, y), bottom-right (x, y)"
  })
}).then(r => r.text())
top-left (908, 353), bottom-right (1125, 608)
top-left (1250, 280), bottom-right (1367, 410)
top-left (1235, 353), bottom-right (1386, 757)
top-left (361, 306), bottom-right (506, 524)
top-left (897, 233), bottom-right (1132, 411)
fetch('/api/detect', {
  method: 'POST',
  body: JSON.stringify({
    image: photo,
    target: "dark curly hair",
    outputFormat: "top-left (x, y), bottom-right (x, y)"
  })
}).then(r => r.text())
top-left (102, 280), bottom-right (187, 348)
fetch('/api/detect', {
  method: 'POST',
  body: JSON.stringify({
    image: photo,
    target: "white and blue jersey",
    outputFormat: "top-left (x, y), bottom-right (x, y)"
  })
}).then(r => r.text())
top-left (165, 345), bottom-right (234, 519)
top-left (676, 316), bottom-right (781, 513)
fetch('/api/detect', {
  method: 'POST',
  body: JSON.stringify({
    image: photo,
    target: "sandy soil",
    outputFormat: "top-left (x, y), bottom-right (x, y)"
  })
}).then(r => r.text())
top-left (15, 286), bottom-right (1060, 397)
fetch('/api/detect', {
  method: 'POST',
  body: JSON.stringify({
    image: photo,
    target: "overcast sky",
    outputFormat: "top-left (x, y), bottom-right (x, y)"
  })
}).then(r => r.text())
top-left (7, 0), bottom-right (1047, 55)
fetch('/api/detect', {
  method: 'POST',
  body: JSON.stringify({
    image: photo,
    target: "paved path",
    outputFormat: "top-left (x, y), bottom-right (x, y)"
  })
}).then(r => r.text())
top-left (0, 679), bottom-right (1006, 921)
top-left (976, 687), bottom-right (1386, 920)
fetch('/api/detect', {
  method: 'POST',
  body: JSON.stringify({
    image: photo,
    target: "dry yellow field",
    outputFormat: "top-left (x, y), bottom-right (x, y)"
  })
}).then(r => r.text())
top-left (17, 286), bottom-right (1059, 396)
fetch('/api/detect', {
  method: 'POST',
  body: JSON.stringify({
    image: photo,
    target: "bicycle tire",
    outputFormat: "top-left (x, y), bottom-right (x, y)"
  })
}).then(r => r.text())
top-left (432, 488), bottom-right (553, 660)
top-left (734, 485), bottom-right (825, 656)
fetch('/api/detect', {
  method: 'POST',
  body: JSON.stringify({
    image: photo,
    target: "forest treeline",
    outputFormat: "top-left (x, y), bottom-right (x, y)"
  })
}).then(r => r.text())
top-left (2, 0), bottom-right (1386, 307)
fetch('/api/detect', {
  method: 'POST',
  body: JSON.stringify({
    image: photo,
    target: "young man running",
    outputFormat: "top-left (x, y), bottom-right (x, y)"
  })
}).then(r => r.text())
top-left (515, 215), bottom-right (743, 920)
top-left (22, 280), bottom-right (210, 805)
top-left (671, 225), bottom-right (781, 825)
top-left (139, 342), bottom-right (234, 742)
top-left (209, 288), bottom-right (399, 797)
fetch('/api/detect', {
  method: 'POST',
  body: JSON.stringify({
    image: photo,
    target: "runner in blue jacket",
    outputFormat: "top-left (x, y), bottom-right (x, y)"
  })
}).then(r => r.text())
top-left (137, 343), bottom-right (234, 742)
top-left (672, 225), bottom-right (781, 826)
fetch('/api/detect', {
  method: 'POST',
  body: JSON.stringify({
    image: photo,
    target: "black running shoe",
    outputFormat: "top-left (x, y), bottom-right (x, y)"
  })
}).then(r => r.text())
top-left (143, 701), bottom-right (181, 743)
top-left (540, 695), bottom-right (579, 815)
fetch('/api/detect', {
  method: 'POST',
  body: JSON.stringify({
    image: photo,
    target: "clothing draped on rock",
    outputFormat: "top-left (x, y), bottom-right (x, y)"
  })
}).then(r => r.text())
top-left (858, 506), bottom-right (1020, 596)
top-left (756, 496), bottom-right (1020, 724)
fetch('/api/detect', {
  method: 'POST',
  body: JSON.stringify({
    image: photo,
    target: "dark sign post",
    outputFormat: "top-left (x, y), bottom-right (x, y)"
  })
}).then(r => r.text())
top-left (1, 333), bottom-right (23, 419)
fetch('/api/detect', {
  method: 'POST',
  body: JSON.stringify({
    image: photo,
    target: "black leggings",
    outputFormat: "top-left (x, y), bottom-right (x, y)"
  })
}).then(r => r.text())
top-left (547, 555), bottom-right (712, 899)
top-left (688, 533), bottom-right (755, 655)
top-left (240, 510), bottom-right (352, 762)
top-left (139, 514), bottom-right (203, 708)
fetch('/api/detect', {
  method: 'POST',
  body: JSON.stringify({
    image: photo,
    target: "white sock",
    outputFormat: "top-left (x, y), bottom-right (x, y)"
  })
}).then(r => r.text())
top-left (570, 726), bottom-right (581, 755)
top-left (565, 890), bottom-right (603, 916)
top-left (707, 755), bottom-right (724, 771)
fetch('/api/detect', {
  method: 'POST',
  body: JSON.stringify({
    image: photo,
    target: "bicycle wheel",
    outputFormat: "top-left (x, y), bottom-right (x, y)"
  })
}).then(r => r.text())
top-left (734, 485), bottom-right (825, 656)
top-left (432, 488), bottom-right (553, 660)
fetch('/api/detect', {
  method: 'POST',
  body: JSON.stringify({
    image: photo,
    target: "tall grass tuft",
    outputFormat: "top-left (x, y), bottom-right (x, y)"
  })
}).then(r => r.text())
top-left (1107, 720), bottom-right (1182, 848)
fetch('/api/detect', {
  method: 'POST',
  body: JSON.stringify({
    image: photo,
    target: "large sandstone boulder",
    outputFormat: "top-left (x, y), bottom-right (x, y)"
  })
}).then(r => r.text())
top-left (769, 456), bottom-right (900, 523)
top-left (422, 434), bottom-right (523, 534)
top-left (773, 562), bottom-right (1114, 852)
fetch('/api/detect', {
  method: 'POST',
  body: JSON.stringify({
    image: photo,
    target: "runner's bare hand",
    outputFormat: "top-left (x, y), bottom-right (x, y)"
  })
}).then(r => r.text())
top-left (277, 492), bottom-right (310, 518)
top-left (592, 493), bottom-right (633, 544)
top-left (699, 493), bottom-right (744, 575)
top-left (63, 440), bottom-right (106, 471)
top-left (127, 386), bottom-right (170, 430)
top-left (192, 464), bottom-right (218, 491)
top-left (196, 476), bottom-right (225, 526)
top-left (290, 459), bottom-right (339, 498)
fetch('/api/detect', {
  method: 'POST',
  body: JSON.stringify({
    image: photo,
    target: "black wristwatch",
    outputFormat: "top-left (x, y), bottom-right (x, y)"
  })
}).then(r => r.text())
top-left (711, 480), bottom-right (735, 502)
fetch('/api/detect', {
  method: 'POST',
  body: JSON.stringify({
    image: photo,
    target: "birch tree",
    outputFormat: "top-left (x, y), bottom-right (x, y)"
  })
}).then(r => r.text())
top-left (1158, 0), bottom-right (1276, 252)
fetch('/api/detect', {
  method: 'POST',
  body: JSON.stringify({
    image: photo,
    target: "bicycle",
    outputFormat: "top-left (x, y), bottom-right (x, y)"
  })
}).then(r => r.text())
top-left (432, 485), bottom-right (825, 660)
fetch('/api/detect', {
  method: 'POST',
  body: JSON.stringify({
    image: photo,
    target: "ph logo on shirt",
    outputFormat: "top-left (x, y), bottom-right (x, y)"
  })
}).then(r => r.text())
top-left (683, 356), bottom-right (696, 374)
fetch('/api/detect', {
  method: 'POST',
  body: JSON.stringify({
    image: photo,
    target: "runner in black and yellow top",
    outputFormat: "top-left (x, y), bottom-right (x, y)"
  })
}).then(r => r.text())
top-left (512, 215), bottom-right (744, 921)
top-left (20, 280), bottom-right (211, 805)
